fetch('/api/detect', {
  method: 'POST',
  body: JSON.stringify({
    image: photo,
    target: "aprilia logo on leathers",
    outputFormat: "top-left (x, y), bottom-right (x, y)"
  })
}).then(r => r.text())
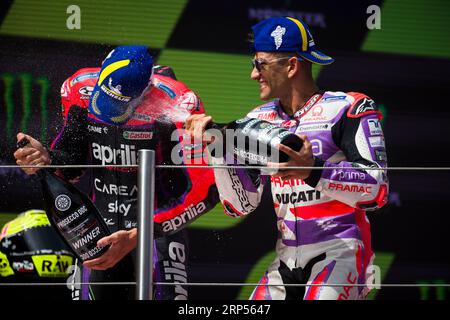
top-left (92, 143), bottom-right (136, 165)
top-left (161, 202), bottom-right (206, 233)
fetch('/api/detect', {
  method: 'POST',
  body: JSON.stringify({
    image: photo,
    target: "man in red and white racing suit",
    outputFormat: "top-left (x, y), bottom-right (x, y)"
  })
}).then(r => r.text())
top-left (187, 17), bottom-right (389, 300)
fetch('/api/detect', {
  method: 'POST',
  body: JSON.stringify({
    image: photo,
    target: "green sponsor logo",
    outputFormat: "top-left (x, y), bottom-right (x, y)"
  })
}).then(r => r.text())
top-left (1, 72), bottom-right (50, 144)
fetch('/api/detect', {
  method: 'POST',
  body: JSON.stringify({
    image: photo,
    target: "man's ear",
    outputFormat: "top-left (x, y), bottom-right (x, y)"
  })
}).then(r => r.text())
top-left (287, 57), bottom-right (299, 79)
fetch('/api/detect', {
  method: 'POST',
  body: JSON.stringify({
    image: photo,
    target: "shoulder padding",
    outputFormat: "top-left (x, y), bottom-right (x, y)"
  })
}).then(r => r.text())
top-left (346, 92), bottom-right (382, 119)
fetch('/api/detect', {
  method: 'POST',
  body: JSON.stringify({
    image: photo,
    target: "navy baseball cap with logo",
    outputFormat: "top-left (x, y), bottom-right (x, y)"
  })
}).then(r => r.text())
top-left (89, 45), bottom-right (154, 125)
top-left (251, 17), bottom-right (334, 65)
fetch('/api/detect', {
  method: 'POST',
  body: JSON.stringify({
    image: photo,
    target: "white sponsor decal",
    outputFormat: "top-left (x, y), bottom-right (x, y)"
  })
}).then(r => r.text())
top-left (355, 98), bottom-right (376, 114)
top-left (104, 218), bottom-right (115, 226)
top-left (161, 202), bottom-right (206, 233)
top-left (88, 125), bottom-right (103, 134)
top-left (310, 139), bottom-right (323, 156)
top-left (165, 242), bottom-right (188, 299)
top-left (94, 178), bottom-right (138, 196)
top-left (299, 123), bottom-right (331, 132)
top-left (369, 136), bottom-right (385, 148)
top-left (367, 119), bottom-right (382, 136)
top-left (12, 260), bottom-right (34, 272)
top-left (124, 220), bottom-right (137, 229)
top-left (337, 171), bottom-right (366, 181)
top-left (108, 201), bottom-right (131, 216)
top-left (78, 85), bottom-right (94, 96)
top-left (92, 143), bottom-right (137, 165)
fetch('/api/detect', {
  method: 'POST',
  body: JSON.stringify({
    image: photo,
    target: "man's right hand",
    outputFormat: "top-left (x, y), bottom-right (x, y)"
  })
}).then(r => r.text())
top-left (13, 132), bottom-right (51, 175)
top-left (185, 113), bottom-right (214, 143)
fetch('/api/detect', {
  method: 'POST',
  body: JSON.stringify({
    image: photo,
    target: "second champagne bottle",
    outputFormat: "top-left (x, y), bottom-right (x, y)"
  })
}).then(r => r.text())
top-left (207, 117), bottom-right (303, 166)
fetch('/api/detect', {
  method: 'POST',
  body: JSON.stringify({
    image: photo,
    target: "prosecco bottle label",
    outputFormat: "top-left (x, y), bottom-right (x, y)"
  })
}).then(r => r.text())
top-left (50, 196), bottom-right (108, 261)
top-left (40, 170), bottom-right (111, 261)
top-left (209, 117), bottom-right (303, 166)
top-left (17, 137), bottom-right (111, 261)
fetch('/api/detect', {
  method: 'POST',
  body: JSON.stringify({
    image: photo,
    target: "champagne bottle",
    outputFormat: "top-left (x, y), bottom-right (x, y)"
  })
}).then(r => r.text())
top-left (17, 138), bottom-right (111, 261)
top-left (207, 117), bottom-right (303, 166)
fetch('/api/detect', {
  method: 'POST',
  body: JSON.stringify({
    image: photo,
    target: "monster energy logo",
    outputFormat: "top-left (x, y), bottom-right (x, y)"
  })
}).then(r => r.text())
top-left (1, 72), bottom-right (50, 143)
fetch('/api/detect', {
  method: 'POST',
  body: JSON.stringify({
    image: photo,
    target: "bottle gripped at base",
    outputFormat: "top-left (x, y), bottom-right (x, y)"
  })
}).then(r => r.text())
top-left (17, 138), bottom-right (111, 262)
top-left (207, 117), bottom-right (303, 166)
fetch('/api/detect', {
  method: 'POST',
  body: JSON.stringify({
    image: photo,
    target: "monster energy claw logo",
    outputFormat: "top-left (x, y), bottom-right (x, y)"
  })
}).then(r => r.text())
top-left (271, 25), bottom-right (286, 50)
top-left (1, 72), bottom-right (50, 143)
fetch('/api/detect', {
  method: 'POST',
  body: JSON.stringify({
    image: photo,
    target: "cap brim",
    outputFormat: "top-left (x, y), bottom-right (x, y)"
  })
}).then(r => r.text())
top-left (89, 88), bottom-right (131, 124)
top-left (298, 49), bottom-right (334, 65)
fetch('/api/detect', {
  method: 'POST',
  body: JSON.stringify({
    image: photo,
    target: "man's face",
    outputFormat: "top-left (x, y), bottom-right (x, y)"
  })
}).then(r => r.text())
top-left (251, 52), bottom-right (290, 101)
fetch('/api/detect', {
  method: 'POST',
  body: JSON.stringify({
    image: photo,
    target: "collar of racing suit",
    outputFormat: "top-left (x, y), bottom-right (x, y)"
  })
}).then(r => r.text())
top-left (277, 91), bottom-right (324, 121)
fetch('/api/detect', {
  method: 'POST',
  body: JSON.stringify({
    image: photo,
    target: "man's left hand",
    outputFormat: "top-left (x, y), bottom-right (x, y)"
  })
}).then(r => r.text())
top-left (83, 228), bottom-right (137, 270)
top-left (268, 134), bottom-right (315, 180)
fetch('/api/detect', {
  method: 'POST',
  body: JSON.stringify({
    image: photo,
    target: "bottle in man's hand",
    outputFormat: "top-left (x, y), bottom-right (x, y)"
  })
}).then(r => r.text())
top-left (18, 137), bottom-right (111, 261)
top-left (207, 117), bottom-right (303, 166)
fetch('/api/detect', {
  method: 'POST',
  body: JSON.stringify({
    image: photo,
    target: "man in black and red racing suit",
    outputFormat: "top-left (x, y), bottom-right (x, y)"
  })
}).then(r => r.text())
top-left (14, 46), bottom-right (219, 300)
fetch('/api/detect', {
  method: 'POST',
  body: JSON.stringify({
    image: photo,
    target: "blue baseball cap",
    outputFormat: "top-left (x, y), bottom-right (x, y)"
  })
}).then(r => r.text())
top-left (252, 17), bottom-right (334, 65)
top-left (89, 45), bottom-right (154, 125)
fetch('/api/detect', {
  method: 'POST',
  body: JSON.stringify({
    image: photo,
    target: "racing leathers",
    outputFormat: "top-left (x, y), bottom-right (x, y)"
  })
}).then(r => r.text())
top-left (53, 67), bottom-right (219, 300)
top-left (212, 91), bottom-right (388, 300)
